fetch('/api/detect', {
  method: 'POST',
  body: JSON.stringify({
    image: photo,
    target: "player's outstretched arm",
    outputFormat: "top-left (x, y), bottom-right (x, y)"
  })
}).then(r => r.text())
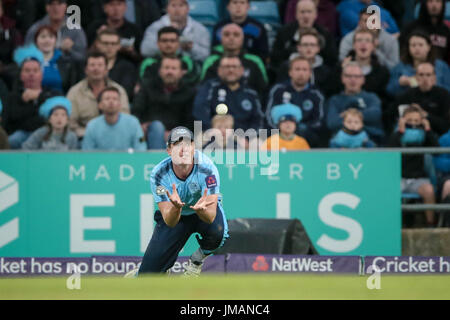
top-left (158, 184), bottom-right (185, 228)
top-left (190, 189), bottom-right (218, 224)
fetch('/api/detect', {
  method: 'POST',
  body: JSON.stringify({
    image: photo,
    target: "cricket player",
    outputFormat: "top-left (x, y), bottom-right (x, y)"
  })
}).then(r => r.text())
top-left (137, 126), bottom-right (229, 276)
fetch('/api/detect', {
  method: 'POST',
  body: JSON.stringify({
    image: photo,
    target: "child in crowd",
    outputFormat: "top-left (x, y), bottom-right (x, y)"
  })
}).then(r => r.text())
top-left (261, 103), bottom-right (310, 151)
top-left (388, 104), bottom-right (439, 227)
top-left (22, 96), bottom-right (78, 150)
top-left (203, 114), bottom-right (245, 150)
top-left (329, 108), bottom-right (375, 148)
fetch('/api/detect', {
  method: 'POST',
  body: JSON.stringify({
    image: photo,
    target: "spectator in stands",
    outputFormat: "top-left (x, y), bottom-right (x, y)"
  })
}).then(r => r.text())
top-left (337, 0), bottom-right (399, 37)
top-left (284, 0), bottom-right (339, 38)
top-left (212, 0), bottom-right (269, 61)
top-left (193, 55), bottom-right (264, 132)
top-left (140, 0), bottom-right (210, 62)
top-left (266, 56), bottom-right (325, 147)
top-left (133, 56), bottom-right (196, 149)
top-left (202, 114), bottom-right (245, 150)
top-left (400, 0), bottom-right (450, 62)
top-left (388, 104), bottom-right (439, 227)
top-left (95, 28), bottom-right (138, 101)
top-left (327, 62), bottom-right (384, 142)
top-left (87, 0), bottom-right (142, 64)
top-left (201, 23), bottom-right (268, 97)
top-left (329, 108), bottom-right (376, 148)
top-left (22, 96), bottom-right (78, 150)
top-left (92, 0), bottom-right (162, 35)
top-left (34, 25), bottom-right (82, 94)
top-left (139, 26), bottom-right (199, 86)
top-left (0, 99), bottom-right (9, 149)
top-left (339, 8), bottom-right (399, 69)
top-left (82, 86), bottom-right (146, 150)
top-left (261, 103), bottom-right (311, 151)
top-left (388, 62), bottom-right (450, 136)
top-left (0, 0), bottom-right (23, 89)
top-left (387, 30), bottom-right (450, 97)
top-left (331, 29), bottom-right (390, 101)
top-left (276, 28), bottom-right (332, 96)
top-left (67, 51), bottom-right (130, 139)
top-left (25, 0), bottom-right (87, 61)
top-left (271, 0), bottom-right (337, 68)
top-left (2, 45), bottom-right (58, 149)
top-left (433, 127), bottom-right (450, 216)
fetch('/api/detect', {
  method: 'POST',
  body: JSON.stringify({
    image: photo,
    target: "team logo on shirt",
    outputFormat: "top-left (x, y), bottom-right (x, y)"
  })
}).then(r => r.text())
top-left (189, 182), bottom-right (201, 194)
top-left (205, 175), bottom-right (217, 188)
top-left (156, 186), bottom-right (167, 196)
top-left (303, 100), bottom-right (313, 111)
top-left (241, 99), bottom-right (252, 111)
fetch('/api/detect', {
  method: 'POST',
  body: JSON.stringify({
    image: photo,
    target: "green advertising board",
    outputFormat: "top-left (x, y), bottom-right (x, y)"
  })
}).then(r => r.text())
top-left (0, 151), bottom-right (401, 257)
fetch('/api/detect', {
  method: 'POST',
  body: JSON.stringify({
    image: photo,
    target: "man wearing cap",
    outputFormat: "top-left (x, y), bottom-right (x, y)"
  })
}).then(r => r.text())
top-left (2, 45), bottom-right (58, 149)
top-left (25, 0), bottom-right (88, 61)
top-left (135, 126), bottom-right (229, 276)
top-left (140, 0), bottom-right (210, 62)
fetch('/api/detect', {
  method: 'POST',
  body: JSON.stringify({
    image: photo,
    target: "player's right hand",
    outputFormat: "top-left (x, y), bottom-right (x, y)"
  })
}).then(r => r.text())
top-left (166, 184), bottom-right (185, 209)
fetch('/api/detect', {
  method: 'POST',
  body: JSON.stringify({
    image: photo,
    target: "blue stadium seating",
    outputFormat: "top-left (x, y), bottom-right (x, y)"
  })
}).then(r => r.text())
top-left (248, 1), bottom-right (281, 27)
top-left (188, 0), bottom-right (220, 29)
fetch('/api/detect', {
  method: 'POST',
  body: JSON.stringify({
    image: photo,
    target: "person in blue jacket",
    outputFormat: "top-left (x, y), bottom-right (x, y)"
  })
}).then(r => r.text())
top-left (192, 55), bottom-right (264, 132)
top-left (337, 0), bottom-right (399, 37)
top-left (327, 62), bottom-right (384, 143)
top-left (387, 30), bottom-right (450, 97)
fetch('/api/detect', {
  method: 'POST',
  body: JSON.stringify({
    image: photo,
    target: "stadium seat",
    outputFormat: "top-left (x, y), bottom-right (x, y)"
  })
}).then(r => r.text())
top-left (188, 0), bottom-right (219, 30)
top-left (248, 1), bottom-right (281, 27)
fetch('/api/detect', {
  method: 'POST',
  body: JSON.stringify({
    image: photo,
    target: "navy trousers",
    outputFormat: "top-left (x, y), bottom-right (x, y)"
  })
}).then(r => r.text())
top-left (138, 205), bottom-right (228, 274)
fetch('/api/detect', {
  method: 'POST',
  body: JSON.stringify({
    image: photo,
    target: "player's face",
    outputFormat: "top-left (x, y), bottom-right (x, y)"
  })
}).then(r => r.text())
top-left (167, 0), bottom-right (189, 24)
top-left (36, 29), bottom-right (57, 54)
top-left (343, 115), bottom-right (363, 132)
top-left (97, 34), bottom-right (121, 60)
top-left (404, 112), bottom-right (423, 127)
top-left (104, 0), bottom-right (127, 21)
top-left (297, 35), bottom-right (320, 60)
top-left (46, 1), bottom-right (67, 21)
top-left (49, 107), bottom-right (68, 131)
top-left (159, 58), bottom-right (183, 85)
top-left (427, 0), bottom-right (443, 17)
top-left (169, 140), bottom-right (195, 165)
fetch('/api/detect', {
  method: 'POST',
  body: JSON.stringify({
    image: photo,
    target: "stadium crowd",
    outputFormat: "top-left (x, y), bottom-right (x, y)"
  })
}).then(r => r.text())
top-left (1, 0), bottom-right (450, 226)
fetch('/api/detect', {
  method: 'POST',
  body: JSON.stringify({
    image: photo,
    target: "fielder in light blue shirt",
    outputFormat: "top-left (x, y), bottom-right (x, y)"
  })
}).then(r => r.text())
top-left (82, 87), bottom-right (146, 151)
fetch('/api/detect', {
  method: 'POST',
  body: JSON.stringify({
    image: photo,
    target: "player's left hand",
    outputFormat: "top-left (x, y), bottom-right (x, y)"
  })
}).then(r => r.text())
top-left (190, 189), bottom-right (215, 212)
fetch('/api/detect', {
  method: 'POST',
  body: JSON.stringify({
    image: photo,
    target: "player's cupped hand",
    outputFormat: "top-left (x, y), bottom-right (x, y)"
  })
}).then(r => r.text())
top-left (190, 189), bottom-right (215, 212)
top-left (166, 184), bottom-right (185, 209)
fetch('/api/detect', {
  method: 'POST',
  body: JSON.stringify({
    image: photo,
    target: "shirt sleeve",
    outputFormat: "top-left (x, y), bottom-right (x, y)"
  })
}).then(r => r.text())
top-left (150, 166), bottom-right (171, 203)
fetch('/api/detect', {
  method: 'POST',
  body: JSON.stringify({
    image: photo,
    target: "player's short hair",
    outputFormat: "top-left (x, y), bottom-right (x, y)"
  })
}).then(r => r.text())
top-left (219, 53), bottom-right (243, 67)
top-left (96, 27), bottom-right (120, 42)
top-left (403, 104), bottom-right (425, 118)
top-left (160, 56), bottom-right (183, 69)
top-left (340, 108), bottom-right (364, 121)
top-left (289, 55), bottom-right (311, 71)
top-left (97, 86), bottom-right (121, 103)
top-left (158, 26), bottom-right (180, 40)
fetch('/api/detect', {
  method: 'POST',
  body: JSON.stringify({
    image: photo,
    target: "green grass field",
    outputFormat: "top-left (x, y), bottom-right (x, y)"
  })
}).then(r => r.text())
top-left (1, 274), bottom-right (450, 300)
